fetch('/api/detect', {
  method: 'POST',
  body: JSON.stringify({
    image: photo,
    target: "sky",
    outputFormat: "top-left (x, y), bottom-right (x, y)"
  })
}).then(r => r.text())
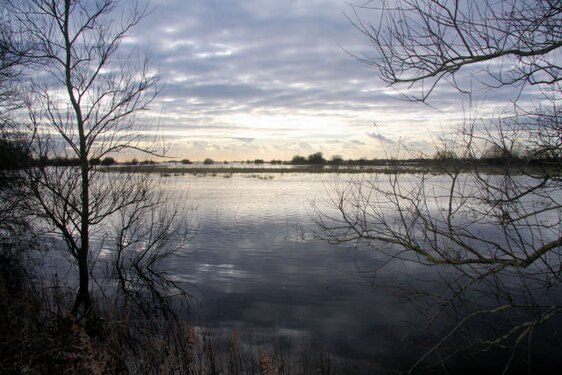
top-left (127, 0), bottom-right (475, 161)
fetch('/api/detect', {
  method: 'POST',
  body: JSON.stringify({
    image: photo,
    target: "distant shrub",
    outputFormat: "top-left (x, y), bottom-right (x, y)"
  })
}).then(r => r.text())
top-left (203, 158), bottom-right (214, 165)
top-left (180, 159), bottom-right (192, 165)
top-left (291, 153), bottom-right (327, 165)
top-left (291, 155), bottom-right (307, 164)
top-left (100, 157), bottom-right (116, 166)
top-left (330, 155), bottom-right (344, 165)
top-left (434, 150), bottom-right (457, 160)
top-left (254, 159), bottom-right (264, 164)
top-left (307, 152), bottom-right (326, 165)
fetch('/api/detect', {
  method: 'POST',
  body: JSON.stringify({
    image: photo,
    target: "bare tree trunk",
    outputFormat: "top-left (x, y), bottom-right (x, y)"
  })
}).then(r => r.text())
top-left (73, 165), bottom-right (92, 316)
top-left (62, 0), bottom-right (91, 317)
top-left (72, 247), bottom-right (91, 316)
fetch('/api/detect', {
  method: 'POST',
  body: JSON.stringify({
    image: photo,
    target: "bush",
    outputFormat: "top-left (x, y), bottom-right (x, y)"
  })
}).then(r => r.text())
top-left (100, 157), bottom-right (116, 166)
top-left (291, 155), bottom-right (307, 164)
top-left (330, 155), bottom-right (344, 165)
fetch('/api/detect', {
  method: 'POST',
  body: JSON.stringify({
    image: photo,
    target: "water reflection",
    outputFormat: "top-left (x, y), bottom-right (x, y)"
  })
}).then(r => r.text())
top-left (161, 174), bottom-right (429, 367)
top-left (38, 172), bottom-right (562, 372)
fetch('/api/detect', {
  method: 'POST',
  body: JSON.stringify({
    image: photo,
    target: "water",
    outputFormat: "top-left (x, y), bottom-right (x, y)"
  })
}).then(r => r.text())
top-left (161, 173), bottom-right (423, 366)
top-left (38, 171), bottom-right (562, 372)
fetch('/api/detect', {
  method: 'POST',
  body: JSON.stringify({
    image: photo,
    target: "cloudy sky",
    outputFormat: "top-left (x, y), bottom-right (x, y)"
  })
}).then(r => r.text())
top-left (130, 0), bottom-right (470, 161)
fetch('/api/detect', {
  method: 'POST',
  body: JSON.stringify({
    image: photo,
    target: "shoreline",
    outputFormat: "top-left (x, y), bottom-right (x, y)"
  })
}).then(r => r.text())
top-left (104, 162), bottom-right (561, 176)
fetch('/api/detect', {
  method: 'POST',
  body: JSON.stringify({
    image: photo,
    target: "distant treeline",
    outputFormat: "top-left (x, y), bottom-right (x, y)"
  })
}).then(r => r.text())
top-left (0, 137), bottom-right (29, 170)
top-left (1, 138), bottom-right (560, 171)
top-left (287, 152), bottom-right (562, 167)
top-left (0, 155), bottom-right (119, 168)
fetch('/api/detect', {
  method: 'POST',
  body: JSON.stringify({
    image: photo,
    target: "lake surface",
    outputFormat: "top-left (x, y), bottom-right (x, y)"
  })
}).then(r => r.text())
top-left (159, 173), bottom-right (427, 367)
top-left (40, 171), bottom-right (562, 373)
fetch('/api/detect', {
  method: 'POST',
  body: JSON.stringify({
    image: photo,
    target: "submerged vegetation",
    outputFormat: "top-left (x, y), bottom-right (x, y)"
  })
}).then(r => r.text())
top-left (108, 155), bottom-right (561, 177)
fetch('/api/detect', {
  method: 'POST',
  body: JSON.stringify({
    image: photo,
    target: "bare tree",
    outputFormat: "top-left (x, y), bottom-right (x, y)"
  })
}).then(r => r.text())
top-left (318, 0), bottom-right (562, 372)
top-left (4, 0), bottom-right (188, 320)
top-left (350, 0), bottom-right (561, 101)
top-left (0, 3), bottom-right (36, 259)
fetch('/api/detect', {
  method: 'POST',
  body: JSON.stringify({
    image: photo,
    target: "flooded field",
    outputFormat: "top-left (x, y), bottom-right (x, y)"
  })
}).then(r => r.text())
top-left (40, 171), bottom-right (562, 373)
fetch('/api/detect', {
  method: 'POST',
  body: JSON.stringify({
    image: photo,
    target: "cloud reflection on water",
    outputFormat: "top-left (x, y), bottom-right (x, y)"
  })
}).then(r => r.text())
top-left (164, 174), bottom-right (426, 365)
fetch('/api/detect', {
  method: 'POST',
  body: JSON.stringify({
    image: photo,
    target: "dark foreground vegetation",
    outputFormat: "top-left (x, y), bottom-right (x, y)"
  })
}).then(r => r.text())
top-left (0, 249), bottom-right (385, 374)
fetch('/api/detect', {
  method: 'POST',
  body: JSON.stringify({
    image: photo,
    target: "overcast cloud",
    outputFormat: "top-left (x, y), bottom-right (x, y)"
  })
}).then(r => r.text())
top-left (124, 0), bottom-right (518, 161)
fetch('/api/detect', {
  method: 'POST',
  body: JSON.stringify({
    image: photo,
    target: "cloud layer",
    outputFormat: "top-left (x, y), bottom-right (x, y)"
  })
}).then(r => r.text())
top-left (126, 0), bottom-right (521, 161)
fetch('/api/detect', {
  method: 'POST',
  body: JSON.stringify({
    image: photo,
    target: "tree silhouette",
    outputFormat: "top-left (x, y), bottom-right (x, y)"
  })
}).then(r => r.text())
top-left (7, 0), bottom-right (190, 320)
top-left (319, 0), bottom-right (562, 372)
